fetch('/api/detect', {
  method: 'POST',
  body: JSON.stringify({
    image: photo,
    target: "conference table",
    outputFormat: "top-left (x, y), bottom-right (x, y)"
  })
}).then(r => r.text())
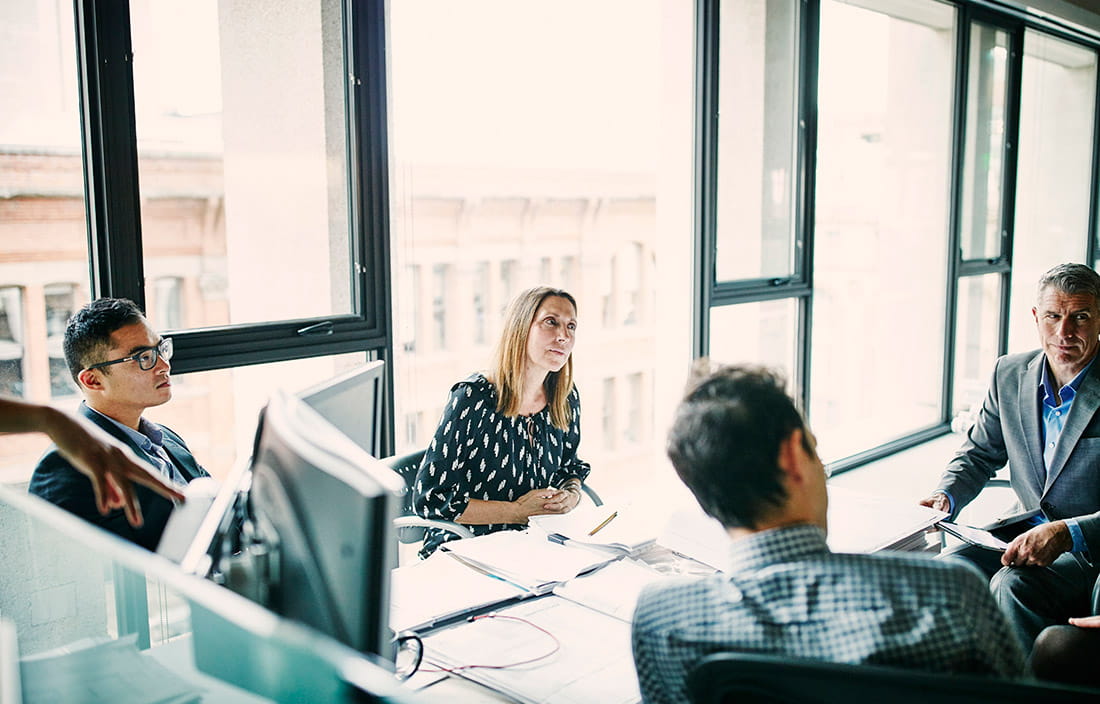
top-left (393, 486), bottom-right (945, 704)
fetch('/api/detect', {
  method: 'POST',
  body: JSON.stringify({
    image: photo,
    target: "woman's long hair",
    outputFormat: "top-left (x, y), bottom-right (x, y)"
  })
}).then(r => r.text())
top-left (489, 286), bottom-right (577, 430)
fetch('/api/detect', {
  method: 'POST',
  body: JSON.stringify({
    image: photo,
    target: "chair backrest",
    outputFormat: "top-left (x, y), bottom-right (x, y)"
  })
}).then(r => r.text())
top-left (686, 652), bottom-right (1100, 704)
top-left (382, 449), bottom-right (426, 543)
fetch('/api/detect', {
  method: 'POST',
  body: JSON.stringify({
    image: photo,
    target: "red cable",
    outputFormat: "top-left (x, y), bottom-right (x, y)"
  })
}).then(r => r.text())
top-left (420, 613), bottom-right (562, 673)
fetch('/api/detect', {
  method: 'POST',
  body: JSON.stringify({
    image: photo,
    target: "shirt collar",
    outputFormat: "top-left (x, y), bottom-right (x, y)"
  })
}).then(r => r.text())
top-left (728, 523), bottom-right (829, 574)
top-left (85, 404), bottom-right (162, 451)
top-left (1039, 355), bottom-right (1096, 407)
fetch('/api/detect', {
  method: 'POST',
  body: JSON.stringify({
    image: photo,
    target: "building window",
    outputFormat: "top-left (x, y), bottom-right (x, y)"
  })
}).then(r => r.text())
top-left (401, 265), bottom-right (420, 353)
top-left (625, 372), bottom-right (643, 445)
top-left (432, 263), bottom-right (449, 350)
top-left (619, 242), bottom-right (643, 326)
top-left (473, 262), bottom-right (489, 345)
top-left (153, 277), bottom-right (184, 331)
top-left (560, 256), bottom-right (576, 292)
top-left (602, 376), bottom-right (616, 452)
top-left (0, 287), bottom-right (25, 398)
top-left (539, 257), bottom-right (552, 285)
top-left (404, 412), bottom-right (420, 449)
top-left (44, 283), bottom-right (80, 398)
top-left (601, 259), bottom-right (616, 328)
top-left (500, 259), bottom-right (518, 312)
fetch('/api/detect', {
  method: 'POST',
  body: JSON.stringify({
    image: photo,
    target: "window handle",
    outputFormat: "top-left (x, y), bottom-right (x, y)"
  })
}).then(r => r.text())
top-left (296, 321), bottom-right (334, 336)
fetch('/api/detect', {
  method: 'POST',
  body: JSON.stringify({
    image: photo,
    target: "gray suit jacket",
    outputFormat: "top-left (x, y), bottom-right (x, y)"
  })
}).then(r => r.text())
top-left (938, 350), bottom-right (1100, 550)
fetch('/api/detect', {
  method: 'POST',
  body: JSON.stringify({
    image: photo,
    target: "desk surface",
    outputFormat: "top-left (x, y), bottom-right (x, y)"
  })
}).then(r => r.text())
top-left (397, 489), bottom-right (943, 704)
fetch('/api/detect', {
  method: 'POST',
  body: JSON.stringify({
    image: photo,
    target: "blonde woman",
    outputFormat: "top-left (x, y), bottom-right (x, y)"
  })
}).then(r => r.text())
top-left (413, 286), bottom-right (591, 557)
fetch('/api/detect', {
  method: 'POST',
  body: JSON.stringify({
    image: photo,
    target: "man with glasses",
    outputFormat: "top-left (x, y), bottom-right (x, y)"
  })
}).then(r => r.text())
top-left (30, 298), bottom-right (208, 550)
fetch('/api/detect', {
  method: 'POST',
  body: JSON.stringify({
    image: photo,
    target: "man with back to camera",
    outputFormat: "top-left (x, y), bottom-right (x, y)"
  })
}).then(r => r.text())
top-left (631, 363), bottom-right (1023, 704)
top-left (920, 262), bottom-right (1100, 649)
top-left (29, 298), bottom-right (209, 550)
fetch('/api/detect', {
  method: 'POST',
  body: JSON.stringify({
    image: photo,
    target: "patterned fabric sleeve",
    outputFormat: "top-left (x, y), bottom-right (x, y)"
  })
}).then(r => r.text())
top-left (550, 386), bottom-right (591, 488)
top-left (631, 583), bottom-right (677, 704)
top-left (413, 380), bottom-right (484, 522)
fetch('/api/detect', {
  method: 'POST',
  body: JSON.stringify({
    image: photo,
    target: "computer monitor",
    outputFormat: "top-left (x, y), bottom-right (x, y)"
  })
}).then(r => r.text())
top-left (243, 390), bottom-right (404, 660)
top-left (297, 360), bottom-right (386, 459)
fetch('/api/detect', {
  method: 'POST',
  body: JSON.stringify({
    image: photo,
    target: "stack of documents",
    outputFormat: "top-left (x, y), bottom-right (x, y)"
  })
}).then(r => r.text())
top-left (825, 486), bottom-right (946, 554)
top-left (441, 530), bottom-right (618, 594)
top-left (421, 596), bottom-right (641, 704)
top-left (389, 551), bottom-right (529, 632)
top-left (528, 503), bottom-right (656, 557)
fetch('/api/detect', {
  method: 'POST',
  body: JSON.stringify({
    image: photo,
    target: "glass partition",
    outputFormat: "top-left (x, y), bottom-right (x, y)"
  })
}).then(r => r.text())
top-left (0, 485), bottom-right (420, 703)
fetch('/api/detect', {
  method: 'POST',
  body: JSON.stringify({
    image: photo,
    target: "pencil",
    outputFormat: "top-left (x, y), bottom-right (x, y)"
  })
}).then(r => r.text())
top-left (588, 511), bottom-right (618, 536)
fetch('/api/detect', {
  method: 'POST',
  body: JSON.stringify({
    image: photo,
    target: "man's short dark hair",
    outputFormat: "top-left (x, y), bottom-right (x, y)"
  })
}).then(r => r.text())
top-left (1037, 263), bottom-right (1100, 305)
top-left (666, 362), bottom-right (812, 530)
top-left (64, 298), bottom-right (146, 382)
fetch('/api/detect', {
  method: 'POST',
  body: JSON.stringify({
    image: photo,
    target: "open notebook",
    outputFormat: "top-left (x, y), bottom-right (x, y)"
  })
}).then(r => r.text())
top-left (441, 529), bottom-right (619, 595)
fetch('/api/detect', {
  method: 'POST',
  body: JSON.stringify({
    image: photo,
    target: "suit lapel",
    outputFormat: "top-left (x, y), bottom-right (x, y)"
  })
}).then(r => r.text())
top-left (1017, 353), bottom-right (1045, 485)
top-left (1045, 358), bottom-right (1100, 492)
top-left (78, 403), bottom-right (198, 481)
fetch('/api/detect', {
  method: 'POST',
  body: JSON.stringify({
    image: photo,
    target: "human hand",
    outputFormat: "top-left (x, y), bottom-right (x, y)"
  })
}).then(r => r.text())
top-left (1001, 520), bottom-right (1072, 568)
top-left (919, 492), bottom-right (951, 514)
top-left (44, 408), bottom-right (185, 527)
top-left (513, 487), bottom-right (573, 521)
top-left (1068, 615), bottom-right (1100, 628)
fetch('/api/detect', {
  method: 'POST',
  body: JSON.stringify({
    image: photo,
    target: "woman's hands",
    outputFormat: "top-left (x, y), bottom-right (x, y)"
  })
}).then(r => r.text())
top-left (457, 484), bottom-right (583, 525)
top-left (514, 486), bottom-right (580, 520)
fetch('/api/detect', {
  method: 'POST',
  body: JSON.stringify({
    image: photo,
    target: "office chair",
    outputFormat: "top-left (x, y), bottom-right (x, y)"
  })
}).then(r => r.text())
top-left (381, 449), bottom-right (603, 547)
top-left (685, 652), bottom-right (1100, 704)
top-left (382, 449), bottom-right (473, 547)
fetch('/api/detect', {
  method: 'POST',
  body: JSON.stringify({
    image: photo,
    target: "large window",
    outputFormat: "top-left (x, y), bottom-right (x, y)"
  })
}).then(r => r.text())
top-left (1, 0), bottom-right (391, 484)
top-left (811, 0), bottom-right (955, 460)
top-left (131, 0), bottom-right (354, 330)
top-left (700, 0), bottom-right (809, 395)
top-left (714, 0), bottom-right (801, 284)
top-left (700, 0), bottom-right (1100, 472)
top-left (388, 0), bottom-right (666, 495)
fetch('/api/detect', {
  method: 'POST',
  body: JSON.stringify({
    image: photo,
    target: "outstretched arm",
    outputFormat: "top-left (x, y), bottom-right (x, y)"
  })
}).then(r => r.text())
top-left (2, 397), bottom-right (185, 527)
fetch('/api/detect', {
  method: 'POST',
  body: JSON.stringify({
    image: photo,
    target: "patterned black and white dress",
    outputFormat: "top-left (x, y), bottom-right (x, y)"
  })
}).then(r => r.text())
top-left (412, 372), bottom-right (591, 558)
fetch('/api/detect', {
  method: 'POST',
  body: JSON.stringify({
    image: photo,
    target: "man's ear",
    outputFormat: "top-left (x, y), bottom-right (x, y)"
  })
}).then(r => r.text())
top-left (77, 368), bottom-right (104, 392)
top-left (777, 428), bottom-right (806, 484)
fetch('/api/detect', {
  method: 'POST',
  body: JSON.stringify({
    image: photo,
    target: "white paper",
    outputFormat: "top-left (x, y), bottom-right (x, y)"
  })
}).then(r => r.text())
top-left (442, 530), bottom-right (617, 590)
top-left (552, 559), bottom-right (665, 621)
top-left (422, 596), bottom-right (640, 704)
top-left (389, 551), bottom-right (528, 631)
top-left (826, 486), bottom-right (947, 554)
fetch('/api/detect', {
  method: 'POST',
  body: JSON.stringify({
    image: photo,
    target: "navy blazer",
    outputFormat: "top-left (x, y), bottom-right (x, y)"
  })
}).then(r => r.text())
top-left (28, 403), bottom-right (208, 551)
top-left (939, 350), bottom-right (1100, 550)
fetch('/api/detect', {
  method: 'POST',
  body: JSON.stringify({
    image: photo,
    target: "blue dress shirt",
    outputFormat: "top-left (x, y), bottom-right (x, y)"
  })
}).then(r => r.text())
top-left (87, 406), bottom-right (188, 488)
top-left (1038, 360), bottom-right (1092, 553)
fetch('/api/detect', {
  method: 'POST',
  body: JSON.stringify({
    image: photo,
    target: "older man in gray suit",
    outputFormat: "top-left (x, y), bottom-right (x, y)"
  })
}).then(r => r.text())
top-left (922, 262), bottom-right (1100, 649)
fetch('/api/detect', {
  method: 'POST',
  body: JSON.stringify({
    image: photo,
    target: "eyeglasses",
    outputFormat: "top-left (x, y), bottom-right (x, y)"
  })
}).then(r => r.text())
top-left (85, 337), bottom-right (173, 372)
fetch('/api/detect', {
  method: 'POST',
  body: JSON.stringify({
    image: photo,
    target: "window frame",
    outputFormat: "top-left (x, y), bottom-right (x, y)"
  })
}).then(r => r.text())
top-left (72, 0), bottom-right (395, 450)
top-left (696, 0), bottom-right (1100, 475)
